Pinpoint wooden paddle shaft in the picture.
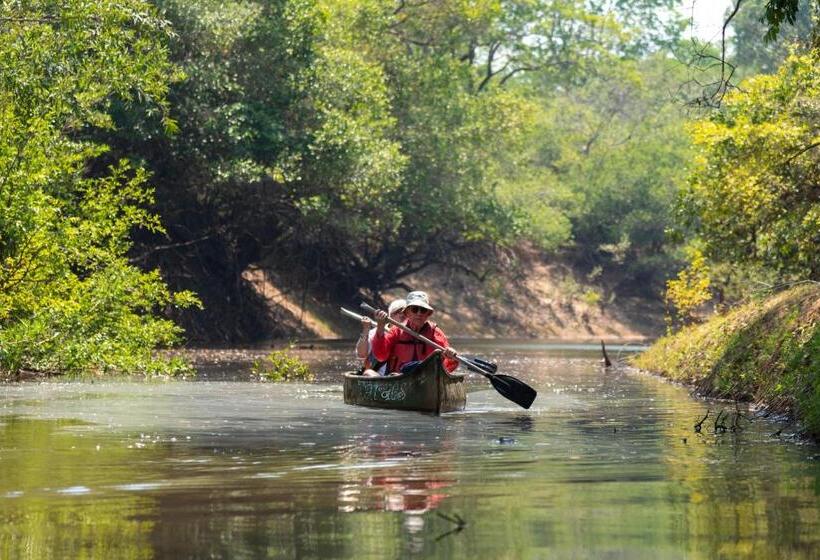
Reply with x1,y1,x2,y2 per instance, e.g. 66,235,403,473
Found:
342,306,445,350
340,307,376,326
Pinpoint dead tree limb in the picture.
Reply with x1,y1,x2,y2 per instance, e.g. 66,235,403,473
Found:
600,340,612,367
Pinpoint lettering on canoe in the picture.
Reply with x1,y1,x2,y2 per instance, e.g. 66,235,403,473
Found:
361,382,407,402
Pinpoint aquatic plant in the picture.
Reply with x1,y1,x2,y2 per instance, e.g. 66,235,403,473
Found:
253,349,314,382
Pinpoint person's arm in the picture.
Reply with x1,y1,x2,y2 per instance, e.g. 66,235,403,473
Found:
371,314,396,362
433,328,459,373
355,318,371,359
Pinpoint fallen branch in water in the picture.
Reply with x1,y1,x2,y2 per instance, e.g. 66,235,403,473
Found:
600,340,612,367
730,402,750,433
436,511,466,528
694,409,710,433
714,409,728,433
434,511,466,541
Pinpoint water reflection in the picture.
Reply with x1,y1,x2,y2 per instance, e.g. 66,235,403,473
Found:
336,435,456,514
0,343,817,559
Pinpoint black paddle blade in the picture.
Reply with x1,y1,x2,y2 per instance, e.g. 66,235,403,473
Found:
489,374,537,409
463,355,497,374
462,359,493,377
463,358,536,408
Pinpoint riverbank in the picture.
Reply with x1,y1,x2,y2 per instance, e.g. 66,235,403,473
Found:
632,283,820,438
242,250,666,342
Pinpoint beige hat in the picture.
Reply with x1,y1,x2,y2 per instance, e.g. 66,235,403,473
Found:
405,291,433,311
387,299,406,315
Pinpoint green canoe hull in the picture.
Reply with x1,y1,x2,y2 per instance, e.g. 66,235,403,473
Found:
343,351,466,414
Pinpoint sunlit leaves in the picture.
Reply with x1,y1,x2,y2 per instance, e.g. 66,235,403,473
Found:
510,54,692,265
685,49,820,280
665,247,711,323
0,0,198,376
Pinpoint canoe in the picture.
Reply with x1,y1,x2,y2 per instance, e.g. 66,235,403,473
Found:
343,350,466,414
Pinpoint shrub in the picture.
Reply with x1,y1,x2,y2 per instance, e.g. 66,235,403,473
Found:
253,349,314,382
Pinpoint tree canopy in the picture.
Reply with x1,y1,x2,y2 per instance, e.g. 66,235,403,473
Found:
685,49,820,280
90,0,691,338
0,0,197,376
3,0,816,366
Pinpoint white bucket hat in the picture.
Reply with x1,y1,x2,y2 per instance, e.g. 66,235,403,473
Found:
405,291,434,311
387,299,406,315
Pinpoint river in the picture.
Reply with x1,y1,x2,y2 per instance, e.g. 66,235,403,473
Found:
0,341,818,559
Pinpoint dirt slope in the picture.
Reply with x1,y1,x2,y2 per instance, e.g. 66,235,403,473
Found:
243,253,665,342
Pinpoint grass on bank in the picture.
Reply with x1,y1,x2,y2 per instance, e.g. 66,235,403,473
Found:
632,284,820,438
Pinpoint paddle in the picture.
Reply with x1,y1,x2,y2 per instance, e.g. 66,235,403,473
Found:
356,303,537,409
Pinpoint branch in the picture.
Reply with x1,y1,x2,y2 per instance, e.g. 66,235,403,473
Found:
717,0,743,103
476,42,502,92
498,64,540,87
128,233,214,264
387,27,434,48
0,16,58,25
682,0,743,108
781,140,820,166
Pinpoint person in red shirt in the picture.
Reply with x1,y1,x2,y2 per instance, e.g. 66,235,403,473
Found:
371,291,459,374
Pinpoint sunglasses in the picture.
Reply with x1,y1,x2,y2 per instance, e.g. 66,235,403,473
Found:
406,305,431,314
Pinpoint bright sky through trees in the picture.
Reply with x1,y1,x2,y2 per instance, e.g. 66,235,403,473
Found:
681,0,733,42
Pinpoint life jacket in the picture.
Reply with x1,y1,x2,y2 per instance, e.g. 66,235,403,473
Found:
386,322,438,373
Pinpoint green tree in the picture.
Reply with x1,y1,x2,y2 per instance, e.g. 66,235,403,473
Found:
92,0,408,336
757,0,820,42
89,0,696,341
0,0,198,376
731,0,815,75
684,49,820,280
680,0,818,108
505,53,692,292
318,0,686,293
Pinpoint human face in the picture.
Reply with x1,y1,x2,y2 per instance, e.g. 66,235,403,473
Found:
405,305,432,327
389,309,406,322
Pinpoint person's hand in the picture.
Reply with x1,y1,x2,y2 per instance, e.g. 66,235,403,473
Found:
375,309,388,328
442,347,457,360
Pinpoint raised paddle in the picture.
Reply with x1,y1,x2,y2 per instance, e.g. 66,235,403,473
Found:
344,307,503,376
357,303,537,409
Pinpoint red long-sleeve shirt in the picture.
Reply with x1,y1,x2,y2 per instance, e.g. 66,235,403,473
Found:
371,321,459,373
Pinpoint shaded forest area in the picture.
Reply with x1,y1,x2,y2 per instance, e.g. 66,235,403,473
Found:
101,0,697,342
1,0,817,375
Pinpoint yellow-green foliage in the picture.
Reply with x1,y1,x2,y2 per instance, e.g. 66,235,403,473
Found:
253,349,314,382
581,289,602,307
634,284,820,437
0,0,198,378
685,49,820,278
665,247,711,322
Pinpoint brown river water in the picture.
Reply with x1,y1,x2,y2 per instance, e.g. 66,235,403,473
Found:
0,340,818,559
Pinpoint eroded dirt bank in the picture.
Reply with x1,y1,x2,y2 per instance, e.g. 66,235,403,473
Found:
240,252,665,342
